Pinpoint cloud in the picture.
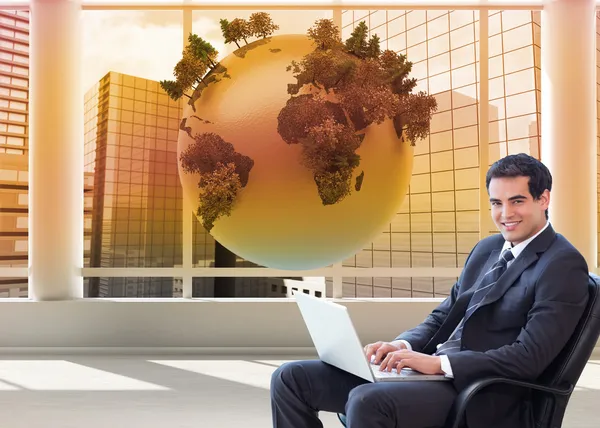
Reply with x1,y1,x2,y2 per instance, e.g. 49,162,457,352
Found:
81,10,333,92
82,11,183,91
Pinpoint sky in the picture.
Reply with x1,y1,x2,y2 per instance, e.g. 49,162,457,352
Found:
81,10,333,92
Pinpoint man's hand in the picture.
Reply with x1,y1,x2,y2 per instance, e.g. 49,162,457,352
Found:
379,350,444,375
363,340,407,365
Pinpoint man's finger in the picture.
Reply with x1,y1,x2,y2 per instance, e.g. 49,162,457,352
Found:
382,353,400,372
374,347,387,364
365,344,377,361
387,357,398,372
378,354,388,370
380,352,396,371
396,358,411,373
390,355,405,372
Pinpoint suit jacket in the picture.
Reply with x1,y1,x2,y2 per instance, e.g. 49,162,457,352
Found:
395,225,589,428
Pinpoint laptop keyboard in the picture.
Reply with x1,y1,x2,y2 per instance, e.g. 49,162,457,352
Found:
371,364,405,377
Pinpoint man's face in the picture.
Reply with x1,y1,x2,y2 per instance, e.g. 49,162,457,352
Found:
488,176,549,245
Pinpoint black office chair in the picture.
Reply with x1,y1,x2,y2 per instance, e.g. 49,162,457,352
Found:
338,273,600,428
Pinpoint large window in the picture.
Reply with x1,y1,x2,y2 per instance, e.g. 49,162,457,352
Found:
82,10,183,297
3,2,598,300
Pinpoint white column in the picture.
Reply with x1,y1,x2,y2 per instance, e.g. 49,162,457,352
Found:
182,6,193,298
542,0,597,270
29,0,83,300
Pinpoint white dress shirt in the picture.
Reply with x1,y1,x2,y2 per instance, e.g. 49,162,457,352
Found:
400,222,549,378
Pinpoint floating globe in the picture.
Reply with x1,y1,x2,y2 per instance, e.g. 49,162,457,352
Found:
177,34,414,270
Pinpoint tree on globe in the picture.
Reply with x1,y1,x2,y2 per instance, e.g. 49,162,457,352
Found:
278,18,437,206
225,18,253,46
160,33,220,100
249,12,280,39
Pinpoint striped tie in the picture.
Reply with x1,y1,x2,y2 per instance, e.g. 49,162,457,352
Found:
435,248,515,356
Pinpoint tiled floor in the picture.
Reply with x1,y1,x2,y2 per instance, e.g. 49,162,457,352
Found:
0,355,597,427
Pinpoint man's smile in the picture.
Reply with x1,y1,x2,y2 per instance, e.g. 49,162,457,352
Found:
502,221,521,231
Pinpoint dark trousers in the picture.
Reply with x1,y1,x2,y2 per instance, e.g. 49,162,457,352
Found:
271,360,457,428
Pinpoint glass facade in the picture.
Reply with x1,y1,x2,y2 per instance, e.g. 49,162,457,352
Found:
84,72,186,297
339,10,543,298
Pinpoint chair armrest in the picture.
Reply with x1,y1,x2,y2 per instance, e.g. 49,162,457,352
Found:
444,377,574,428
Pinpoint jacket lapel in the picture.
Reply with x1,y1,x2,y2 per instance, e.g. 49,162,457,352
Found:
422,248,501,354
468,225,556,319
473,250,538,314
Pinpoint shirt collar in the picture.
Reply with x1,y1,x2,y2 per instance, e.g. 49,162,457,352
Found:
501,221,550,260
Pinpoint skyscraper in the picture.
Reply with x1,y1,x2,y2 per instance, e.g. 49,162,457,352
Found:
84,71,187,297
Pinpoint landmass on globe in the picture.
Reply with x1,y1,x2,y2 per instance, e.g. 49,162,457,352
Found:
160,12,437,234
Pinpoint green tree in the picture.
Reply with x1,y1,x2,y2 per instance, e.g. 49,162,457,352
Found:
188,34,218,68
249,12,279,38
228,18,252,46
344,21,369,58
174,49,209,92
307,18,342,50
366,34,381,59
220,18,239,49
159,79,188,101
379,49,417,95
196,162,242,232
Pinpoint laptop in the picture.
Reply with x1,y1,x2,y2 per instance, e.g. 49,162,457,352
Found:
294,291,450,382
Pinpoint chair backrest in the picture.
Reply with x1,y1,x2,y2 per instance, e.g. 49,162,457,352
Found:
532,273,600,427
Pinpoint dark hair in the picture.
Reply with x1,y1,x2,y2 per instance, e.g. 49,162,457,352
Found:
485,153,552,219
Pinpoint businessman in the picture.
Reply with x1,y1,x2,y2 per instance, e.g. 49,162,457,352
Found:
270,153,590,428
